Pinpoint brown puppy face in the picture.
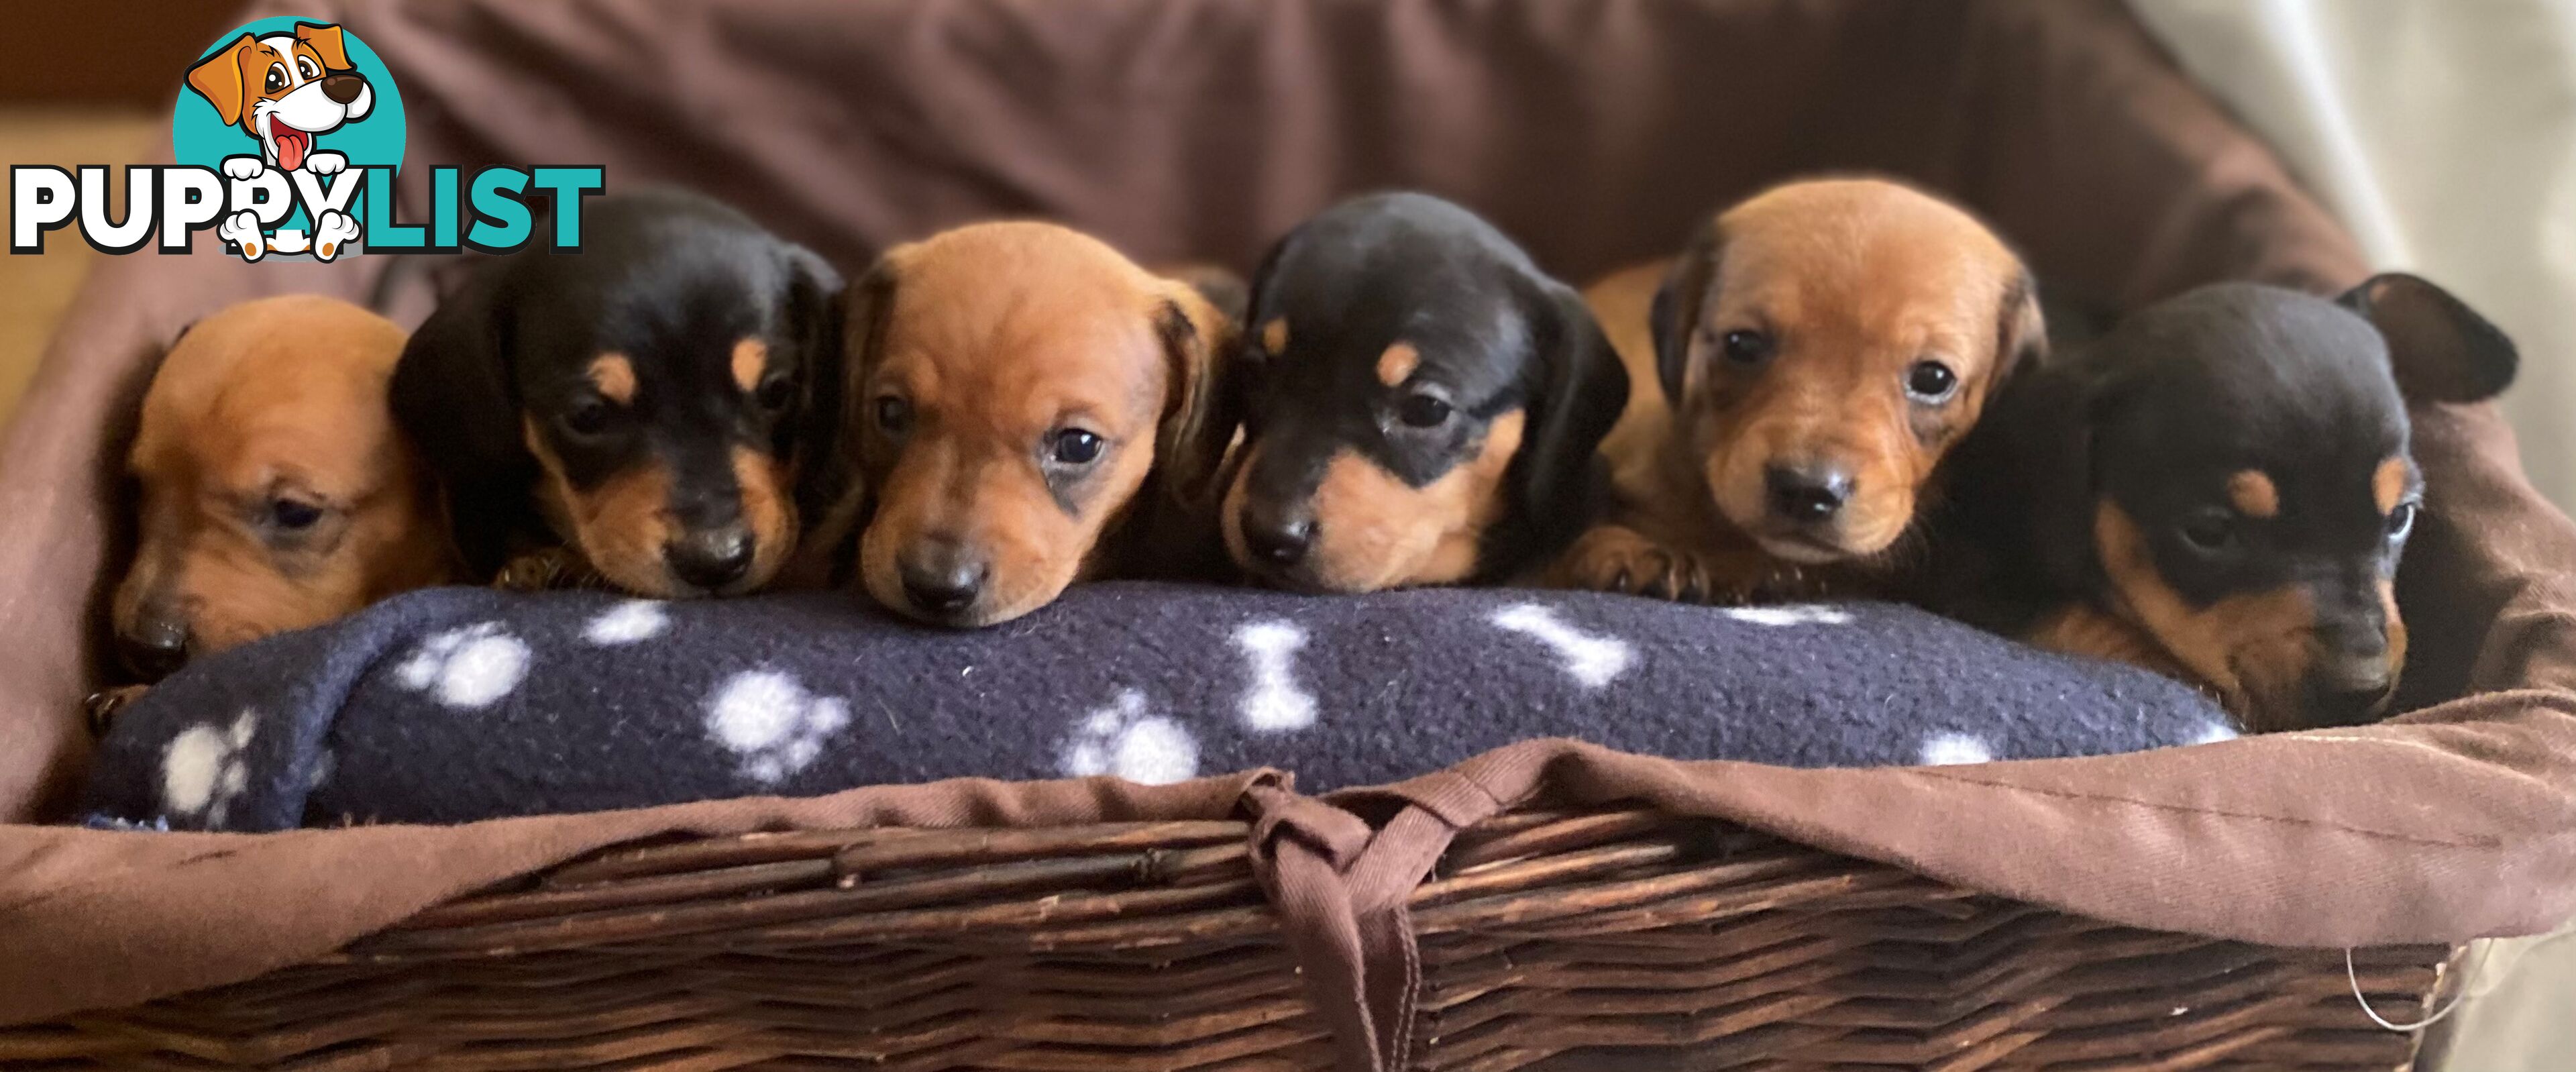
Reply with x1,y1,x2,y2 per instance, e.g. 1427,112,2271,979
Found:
114,296,451,678
1654,179,2041,564
845,223,1230,627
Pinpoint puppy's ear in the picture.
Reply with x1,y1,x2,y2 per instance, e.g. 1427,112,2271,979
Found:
2337,273,2519,404
1520,284,1631,548
804,252,902,564
779,245,845,510
1151,282,1240,508
1650,216,1723,405
187,36,256,127
294,22,352,71
1163,264,1250,323
389,266,525,580
1992,268,2048,383
1996,353,2126,595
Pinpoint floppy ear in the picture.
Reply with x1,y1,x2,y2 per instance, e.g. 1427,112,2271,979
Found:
2336,273,2519,404
294,22,352,71
1650,216,1723,406
1519,284,1631,551
1992,268,2048,384
1163,264,1250,323
186,36,256,127
1151,282,1240,508
1998,353,2121,595
778,245,846,513
388,266,527,580
800,252,900,568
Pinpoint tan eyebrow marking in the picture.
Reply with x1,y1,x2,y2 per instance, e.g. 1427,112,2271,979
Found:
2228,470,2279,519
2373,456,2409,515
588,354,637,405
732,339,768,394
1377,342,1420,388
1259,317,1288,356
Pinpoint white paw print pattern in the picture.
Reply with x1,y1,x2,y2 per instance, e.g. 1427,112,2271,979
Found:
1724,604,1854,627
584,600,670,645
1234,620,1318,732
162,709,258,826
706,669,851,786
1918,732,1996,766
1489,604,1635,687
1061,689,1199,785
395,622,531,708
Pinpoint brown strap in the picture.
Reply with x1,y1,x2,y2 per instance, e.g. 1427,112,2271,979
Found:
1245,780,1383,1072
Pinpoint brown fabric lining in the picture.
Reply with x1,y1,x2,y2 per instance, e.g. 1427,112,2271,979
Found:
0,0,2569,1044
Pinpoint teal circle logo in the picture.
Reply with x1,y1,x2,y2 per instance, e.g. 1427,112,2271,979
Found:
172,17,404,259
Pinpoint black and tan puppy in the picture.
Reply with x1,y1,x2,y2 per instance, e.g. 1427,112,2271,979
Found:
1933,275,2517,731
114,297,454,680
1559,178,2042,602
828,222,1236,627
392,189,843,597
1221,192,1628,592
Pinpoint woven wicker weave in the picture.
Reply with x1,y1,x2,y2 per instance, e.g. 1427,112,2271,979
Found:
0,809,2445,1070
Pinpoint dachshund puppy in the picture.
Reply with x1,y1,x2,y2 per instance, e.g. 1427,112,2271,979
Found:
1931,275,2517,731
114,296,451,680
1222,192,1628,592
392,189,843,598
833,222,1235,627
1559,178,2043,601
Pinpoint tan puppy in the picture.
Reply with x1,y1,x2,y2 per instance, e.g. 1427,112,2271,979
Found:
830,223,1235,627
113,296,453,679
1556,178,2043,601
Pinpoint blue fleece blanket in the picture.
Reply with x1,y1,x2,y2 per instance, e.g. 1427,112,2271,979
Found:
79,584,2235,831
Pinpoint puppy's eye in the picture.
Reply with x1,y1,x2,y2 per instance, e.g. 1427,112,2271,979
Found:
297,57,320,80
562,398,612,437
1906,360,1960,402
873,396,912,436
264,64,286,93
1050,429,1105,466
1720,330,1772,366
2178,509,2239,553
2386,501,2418,542
267,498,323,531
1398,393,1453,428
755,376,796,413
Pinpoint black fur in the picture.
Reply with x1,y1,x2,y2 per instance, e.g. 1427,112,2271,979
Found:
1229,192,1628,587
390,188,843,594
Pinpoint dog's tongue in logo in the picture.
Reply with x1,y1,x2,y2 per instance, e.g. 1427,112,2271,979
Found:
270,119,310,171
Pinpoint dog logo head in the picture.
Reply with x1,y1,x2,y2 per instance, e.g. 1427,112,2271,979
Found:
174,17,405,262
186,22,374,172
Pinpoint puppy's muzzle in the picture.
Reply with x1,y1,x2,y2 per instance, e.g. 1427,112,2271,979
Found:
1238,497,1317,570
896,539,990,625
117,609,193,682
319,73,366,105
1764,462,1853,525
665,525,757,592
2303,627,2396,727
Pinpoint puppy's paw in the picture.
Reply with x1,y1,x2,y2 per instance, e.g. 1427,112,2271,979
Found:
307,151,345,176
495,547,611,592
312,210,361,261
220,155,266,181
84,685,150,736
1553,525,1715,602
216,210,266,262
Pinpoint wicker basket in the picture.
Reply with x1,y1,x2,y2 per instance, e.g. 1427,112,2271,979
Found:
0,808,2451,1070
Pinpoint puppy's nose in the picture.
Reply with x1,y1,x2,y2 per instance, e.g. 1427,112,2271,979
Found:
319,74,365,104
117,616,191,682
1240,500,1315,568
2307,640,2396,725
1765,464,1853,524
665,527,756,591
900,557,988,618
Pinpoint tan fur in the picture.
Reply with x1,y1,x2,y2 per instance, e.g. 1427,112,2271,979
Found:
847,222,1232,626
113,296,452,659
1375,343,1419,387
1260,317,1289,356
2092,500,2319,731
2373,456,2410,515
588,354,637,405
2229,470,2280,519
186,25,350,130
523,417,674,595
732,339,769,394
1558,178,2039,602
1221,412,1524,591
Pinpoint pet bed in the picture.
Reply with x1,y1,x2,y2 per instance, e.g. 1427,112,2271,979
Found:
3,1,2573,1069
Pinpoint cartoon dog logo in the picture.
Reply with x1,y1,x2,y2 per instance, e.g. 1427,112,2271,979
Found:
185,22,372,260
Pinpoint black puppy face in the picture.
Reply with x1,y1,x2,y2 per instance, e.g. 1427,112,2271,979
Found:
2027,277,2514,731
394,191,841,598
1221,193,1625,592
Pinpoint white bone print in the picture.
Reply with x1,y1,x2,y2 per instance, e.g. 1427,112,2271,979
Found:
1234,620,1318,732
1489,604,1635,687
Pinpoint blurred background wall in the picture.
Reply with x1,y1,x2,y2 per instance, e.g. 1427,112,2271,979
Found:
2136,3,2576,1066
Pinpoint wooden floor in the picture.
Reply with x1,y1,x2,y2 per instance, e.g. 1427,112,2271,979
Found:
0,108,158,421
